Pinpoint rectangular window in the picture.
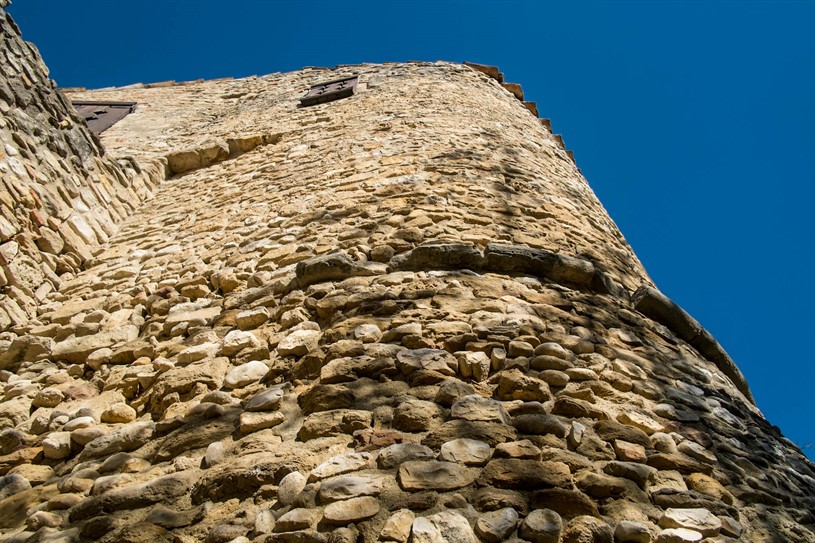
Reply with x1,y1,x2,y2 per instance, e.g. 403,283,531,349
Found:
300,76,358,107
72,101,136,134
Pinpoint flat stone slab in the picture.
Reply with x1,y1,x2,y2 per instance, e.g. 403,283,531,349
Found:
398,460,478,491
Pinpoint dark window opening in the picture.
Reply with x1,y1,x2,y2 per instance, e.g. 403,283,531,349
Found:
299,76,358,107
72,101,136,135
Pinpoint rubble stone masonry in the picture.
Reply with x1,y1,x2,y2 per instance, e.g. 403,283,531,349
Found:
0,6,813,543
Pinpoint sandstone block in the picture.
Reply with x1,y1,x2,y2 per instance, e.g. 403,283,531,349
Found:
377,443,436,469
658,508,721,537
380,509,414,542
440,438,491,466
318,475,385,501
480,459,571,490
451,394,510,424
398,460,478,491
410,511,478,543
323,495,379,524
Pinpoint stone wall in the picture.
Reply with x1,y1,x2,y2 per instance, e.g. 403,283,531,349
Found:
0,6,161,330
0,13,813,543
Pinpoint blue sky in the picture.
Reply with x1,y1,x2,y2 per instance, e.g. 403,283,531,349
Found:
9,1,814,458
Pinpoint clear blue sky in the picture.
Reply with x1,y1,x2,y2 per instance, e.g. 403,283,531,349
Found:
9,1,814,458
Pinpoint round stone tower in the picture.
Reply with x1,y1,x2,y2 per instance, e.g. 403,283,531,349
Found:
0,8,812,542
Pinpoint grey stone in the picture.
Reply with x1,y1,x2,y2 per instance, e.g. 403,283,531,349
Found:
377,443,437,469
309,451,373,481
520,508,562,543
615,520,652,543
296,252,369,288
0,473,31,501
278,471,307,506
318,475,385,501
244,385,287,412
475,507,519,543
391,243,484,272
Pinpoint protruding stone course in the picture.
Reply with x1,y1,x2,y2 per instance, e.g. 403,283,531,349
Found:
0,18,810,543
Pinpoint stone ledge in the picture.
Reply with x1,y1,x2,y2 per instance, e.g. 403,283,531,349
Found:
632,285,754,404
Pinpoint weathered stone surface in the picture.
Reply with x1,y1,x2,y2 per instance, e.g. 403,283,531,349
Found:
278,329,321,357
393,398,445,431
0,473,31,500
440,438,491,465
79,421,155,460
422,420,517,447
278,471,307,506
480,459,571,490
561,515,614,543
244,384,287,412
497,369,552,402
396,349,456,376
309,451,372,481
529,489,600,519
319,475,385,501
391,243,484,272
225,360,270,388
101,403,137,423
239,411,284,433
151,358,229,404
653,528,703,543
476,507,519,543
377,443,436,469
298,409,371,440
615,520,652,543
275,508,321,532
42,431,72,459
398,460,478,490
144,505,200,529
410,510,478,543
296,252,369,288
434,380,475,406
50,326,139,364
520,508,562,543
380,509,414,542
603,460,657,488
658,508,721,537
513,414,568,437
154,419,235,462
458,351,491,381
451,394,510,424
299,384,355,415
0,37,808,543
323,495,380,523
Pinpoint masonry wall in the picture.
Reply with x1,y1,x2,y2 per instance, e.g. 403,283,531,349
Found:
0,6,160,330
0,10,813,543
